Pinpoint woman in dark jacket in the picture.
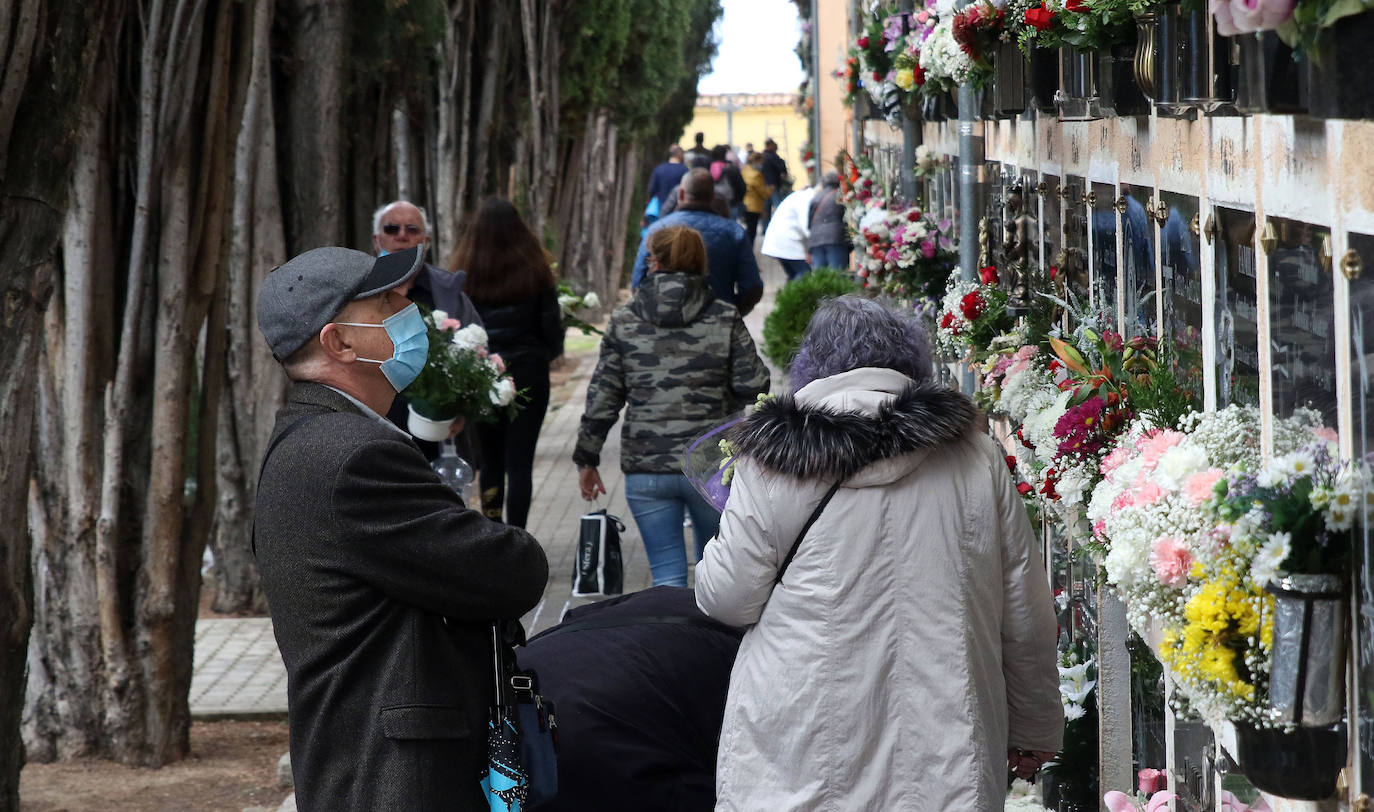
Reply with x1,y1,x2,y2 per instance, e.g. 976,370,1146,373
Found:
452,197,564,528
574,226,770,586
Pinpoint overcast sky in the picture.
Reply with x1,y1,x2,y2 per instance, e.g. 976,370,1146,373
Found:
697,0,807,95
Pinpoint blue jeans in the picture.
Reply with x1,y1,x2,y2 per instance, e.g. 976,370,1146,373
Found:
779,258,812,281
810,243,850,271
623,473,721,587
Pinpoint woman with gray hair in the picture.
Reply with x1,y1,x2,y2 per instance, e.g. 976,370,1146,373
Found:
695,295,1063,810
805,170,851,271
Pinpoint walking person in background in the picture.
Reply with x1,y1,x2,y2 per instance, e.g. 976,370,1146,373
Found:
371,199,482,461
576,226,770,587
632,169,764,316
685,131,711,169
710,145,746,223
740,152,769,244
806,171,852,271
761,184,817,282
759,138,789,226
695,296,1062,810
451,198,564,528
647,145,690,209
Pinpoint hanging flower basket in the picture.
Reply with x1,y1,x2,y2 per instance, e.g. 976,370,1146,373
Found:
1265,573,1346,727
1029,46,1060,112
1304,10,1374,119
1235,721,1346,800
1235,31,1307,114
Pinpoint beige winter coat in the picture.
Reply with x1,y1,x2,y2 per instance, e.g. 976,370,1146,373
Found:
696,367,1063,811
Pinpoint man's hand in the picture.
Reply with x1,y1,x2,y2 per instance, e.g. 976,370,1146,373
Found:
578,467,606,502
1007,749,1056,781
447,416,466,440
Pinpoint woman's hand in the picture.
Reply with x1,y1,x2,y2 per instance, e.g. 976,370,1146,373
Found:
578,467,606,502
447,416,466,439
1007,748,1055,781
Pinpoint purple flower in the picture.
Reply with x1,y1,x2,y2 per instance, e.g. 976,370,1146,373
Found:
883,15,907,50
921,240,936,259
1054,397,1109,456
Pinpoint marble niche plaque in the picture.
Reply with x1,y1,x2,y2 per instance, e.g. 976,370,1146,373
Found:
981,161,1005,269
1267,217,1337,428
1160,192,1204,400
1120,183,1157,337
1062,175,1090,307
1350,231,1374,792
1091,182,1120,330
1213,208,1260,407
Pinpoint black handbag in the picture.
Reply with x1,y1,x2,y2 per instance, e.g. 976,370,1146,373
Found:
570,509,625,597
481,621,558,811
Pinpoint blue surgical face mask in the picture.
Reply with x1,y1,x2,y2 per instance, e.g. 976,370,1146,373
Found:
336,302,429,392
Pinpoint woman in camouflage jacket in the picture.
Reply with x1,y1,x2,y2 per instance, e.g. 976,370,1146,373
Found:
575,226,771,586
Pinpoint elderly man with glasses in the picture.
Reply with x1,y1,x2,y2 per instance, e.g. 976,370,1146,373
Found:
372,200,484,459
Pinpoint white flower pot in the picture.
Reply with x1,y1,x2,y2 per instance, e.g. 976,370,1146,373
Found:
407,405,455,442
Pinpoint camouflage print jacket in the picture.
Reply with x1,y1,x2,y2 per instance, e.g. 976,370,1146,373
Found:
574,271,770,474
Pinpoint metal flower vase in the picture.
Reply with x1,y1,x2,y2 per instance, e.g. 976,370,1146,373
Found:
1153,1,1194,117
1099,37,1151,117
1235,721,1346,800
1304,10,1374,119
1266,573,1346,726
1056,45,1102,121
1029,47,1060,112
993,41,1027,117
1181,6,1236,113
1235,31,1307,114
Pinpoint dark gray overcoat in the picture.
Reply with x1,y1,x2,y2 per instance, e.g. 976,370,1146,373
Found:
255,382,549,811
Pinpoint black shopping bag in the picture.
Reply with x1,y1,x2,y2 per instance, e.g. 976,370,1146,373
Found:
570,509,624,597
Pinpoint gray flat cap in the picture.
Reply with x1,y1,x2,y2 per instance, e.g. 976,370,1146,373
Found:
257,245,425,360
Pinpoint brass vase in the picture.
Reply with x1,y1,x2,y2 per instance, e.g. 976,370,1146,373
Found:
1133,10,1158,100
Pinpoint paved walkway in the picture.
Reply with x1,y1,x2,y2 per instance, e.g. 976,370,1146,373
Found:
189,257,788,718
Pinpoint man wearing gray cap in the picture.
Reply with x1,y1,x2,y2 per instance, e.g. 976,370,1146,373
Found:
253,244,549,811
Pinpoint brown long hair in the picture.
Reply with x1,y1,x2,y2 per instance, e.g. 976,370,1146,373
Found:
647,226,708,276
448,197,554,305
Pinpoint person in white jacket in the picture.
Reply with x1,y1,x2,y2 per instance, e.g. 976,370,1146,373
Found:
695,295,1063,811
760,185,817,281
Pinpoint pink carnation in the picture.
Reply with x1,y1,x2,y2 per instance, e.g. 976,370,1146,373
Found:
1139,430,1186,469
440,317,462,331
1093,519,1106,538
1182,468,1224,506
1312,426,1339,443
1134,480,1164,506
489,353,506,373
1149,537,1193,588
1101,447,1132,476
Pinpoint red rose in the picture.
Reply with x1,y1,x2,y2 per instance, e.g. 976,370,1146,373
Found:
873,71,883,82
1005,455,1018,472
979,265,999,285
960,290,985,321
913,64,926,85
857,36,869,49
1024,4,1054,30
1016,482,1034,496
1065,0,1087,11
1049,264,1059,279
940,312,956,329
907,211,921,222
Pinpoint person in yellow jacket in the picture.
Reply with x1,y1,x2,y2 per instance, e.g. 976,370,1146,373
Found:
741,152,769,243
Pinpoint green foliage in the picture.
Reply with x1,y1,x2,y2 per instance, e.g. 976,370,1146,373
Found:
763,269,864,367
561,0,722,139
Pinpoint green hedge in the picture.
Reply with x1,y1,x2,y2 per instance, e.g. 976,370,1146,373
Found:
762,268,863,368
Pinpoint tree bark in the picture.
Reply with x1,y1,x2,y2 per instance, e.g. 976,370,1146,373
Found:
209,0,284,615
278,0,345,251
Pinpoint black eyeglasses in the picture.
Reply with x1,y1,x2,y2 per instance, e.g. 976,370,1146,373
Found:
382,223,424,235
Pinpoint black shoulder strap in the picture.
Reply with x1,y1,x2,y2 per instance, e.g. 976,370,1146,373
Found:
775,480,843,586
526,613,744,645
251,415,314,556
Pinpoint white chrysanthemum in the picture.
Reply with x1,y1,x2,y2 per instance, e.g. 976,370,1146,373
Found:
1250,531,1291,586
1154,444,1209,491
430,308,450,324
1062,703,1086,722
582,291,600,309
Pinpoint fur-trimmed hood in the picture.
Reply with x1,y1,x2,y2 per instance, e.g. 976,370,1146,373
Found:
730,367,976,481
